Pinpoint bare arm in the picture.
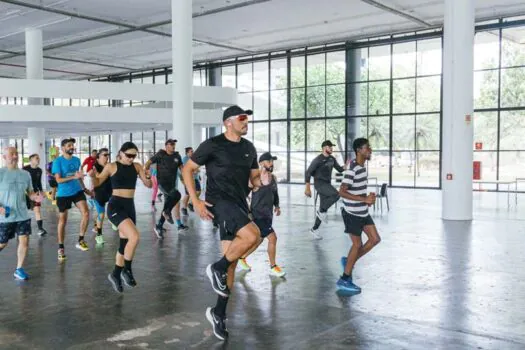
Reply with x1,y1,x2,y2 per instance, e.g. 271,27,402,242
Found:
91,163,113,187
334,158,345,173
339,183,373,204
55,172,82,184
182,160,201,203
135,163,153,188
250,168,262,188
144,159,152,171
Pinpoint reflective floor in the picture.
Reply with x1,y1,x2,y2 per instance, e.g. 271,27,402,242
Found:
0,185,524,349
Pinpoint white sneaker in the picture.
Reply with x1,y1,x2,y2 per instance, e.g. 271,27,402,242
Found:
316,210,327,223
310,228,322,240
269,265,286,277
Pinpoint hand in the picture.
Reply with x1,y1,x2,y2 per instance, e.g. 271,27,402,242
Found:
88,169,96,178
305,186,312,198
84,189,94,197
364,194,376,206
274,207,281,216
30,192,43,203
0,207,5,216
75,171,83,179
145,169,151,177
194,199,214,220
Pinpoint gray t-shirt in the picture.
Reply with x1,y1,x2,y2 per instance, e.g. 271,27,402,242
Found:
0,168,32,223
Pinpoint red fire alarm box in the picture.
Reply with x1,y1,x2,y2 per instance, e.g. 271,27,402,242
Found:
475,142,483,150
473,161,482,180
446,174,453,180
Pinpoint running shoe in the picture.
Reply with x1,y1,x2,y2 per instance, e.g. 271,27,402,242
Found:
37,228,47,236
13,268,29,280
111,223,118,231
163,211,174,225
177,224,189,232
95,235,105,245
181,208,189,216
76,240,89,251
92,227,98,234
336,278,361,293
58,248,67,261
206,307,228,341
238,258,251,271
310,228,322,240
154,225,164,239
121,268,137,287
108,273,123,293
206,264,229,297
270,265,286,277
316,210,328,223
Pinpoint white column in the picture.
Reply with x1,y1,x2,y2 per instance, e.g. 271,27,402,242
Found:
442,0,475,220
193,124,202,146
111,132,123,161
171,0,193,149
26,28,46,190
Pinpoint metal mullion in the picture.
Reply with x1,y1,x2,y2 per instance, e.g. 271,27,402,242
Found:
286,51,292,182
438,35,444,190
388,41,394,187
414,39,418,187
303,53,308,174
496,23,503,191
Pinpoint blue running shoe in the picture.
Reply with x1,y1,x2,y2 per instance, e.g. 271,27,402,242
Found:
336,278,361,293
14,268,29,280
341,256,347,270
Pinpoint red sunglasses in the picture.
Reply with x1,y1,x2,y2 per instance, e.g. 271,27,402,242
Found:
229,114,249,122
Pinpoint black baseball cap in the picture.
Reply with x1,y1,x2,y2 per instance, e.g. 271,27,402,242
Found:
222,105,253,121
61,138,76,147
321,140,335,148
165,139,177,145
259,152,277,162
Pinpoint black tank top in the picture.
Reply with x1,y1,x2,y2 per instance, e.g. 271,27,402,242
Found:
110,162,138,190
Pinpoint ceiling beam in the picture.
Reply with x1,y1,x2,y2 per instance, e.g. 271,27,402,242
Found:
360,0,432,27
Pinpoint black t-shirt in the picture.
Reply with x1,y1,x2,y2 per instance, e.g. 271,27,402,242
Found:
94,162,112,200
191,134,258,210
149,150,182,185
23,165,43,192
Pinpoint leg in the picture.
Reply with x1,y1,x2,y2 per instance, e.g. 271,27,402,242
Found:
119,219,140,262
58,211,68,245
183,194,190,209
17,235,29,269
267,232,277,267
241,235,263,260
34,206,42,221
344,234,363,276
223,223,260,262
358,225,381,260
75,200,90,238
151,176,158,203
318,183,340,213
174,201,181,221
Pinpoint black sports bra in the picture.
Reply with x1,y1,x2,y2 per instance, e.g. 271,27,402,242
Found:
111,162,138,190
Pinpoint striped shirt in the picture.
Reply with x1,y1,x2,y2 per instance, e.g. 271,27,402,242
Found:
341,160,368,217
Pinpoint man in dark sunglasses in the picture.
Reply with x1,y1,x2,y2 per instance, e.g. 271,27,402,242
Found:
183,105,263,341
145,139,187,237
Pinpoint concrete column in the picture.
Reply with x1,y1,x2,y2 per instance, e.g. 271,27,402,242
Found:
171,0,193,149
26,28,46,189
442,0,475,220
111,132,123,161
346,47,362,162
208,67,222,87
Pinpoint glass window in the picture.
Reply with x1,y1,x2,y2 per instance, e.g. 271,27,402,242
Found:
253,61,269,91
222,66,236,88
326,51,345,84
270,122,287,152
368,81,390,115
416,76,441,112
393,115,415,150
306,86,325,118
473,112,498,150
501,67,525,107
155,131,166,153
270,90,287,119
326,84,345,117
474,31,500,70
307,53,325,86
143,131,155,159
290,88,305,118
306,119,326,151
290,121,305,151
415,151,439,187
393,42,416,78
473,151,497,187
500,111,525,150
326,118,346,153
368,117,390,150
253,122,269,153
392,151,415,186
237,63,253,92
415,114,440,151
238,92,253,111
474,70,499,109
417,38,442,76
270,58,287,89
499,151,525,182
253,91,269,120
393,79,416,114
290,152,306,182
368,45,391,80
367,150,389,185
502,27,525,67
272,151,288,182
291,56,305,88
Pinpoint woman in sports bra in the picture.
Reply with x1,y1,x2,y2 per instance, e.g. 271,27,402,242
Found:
90,142,152,294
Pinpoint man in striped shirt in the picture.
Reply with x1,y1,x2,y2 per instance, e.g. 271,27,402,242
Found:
337,138,381,293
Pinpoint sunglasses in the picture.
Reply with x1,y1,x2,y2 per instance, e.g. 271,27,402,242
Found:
229,114,249,122
101,153,109,157
123,153,137,159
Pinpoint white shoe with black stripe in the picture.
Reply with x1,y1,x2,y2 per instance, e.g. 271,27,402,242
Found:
206,264,229,297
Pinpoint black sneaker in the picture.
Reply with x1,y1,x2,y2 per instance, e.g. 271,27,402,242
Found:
37,228,47,236
188,203,194,212
206,264,229,297
163,211,174,225
121,268,137,287
206,307,228,341
178,224,189,232
154,225,164,239
108,273,123,293
181,208,189,216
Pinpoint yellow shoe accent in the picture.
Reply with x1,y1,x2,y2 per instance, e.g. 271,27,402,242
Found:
76,241,89,251
270,265,286,277
238,258,251,271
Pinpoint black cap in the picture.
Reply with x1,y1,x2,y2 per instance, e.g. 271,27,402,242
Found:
321,140,335,148
165,139,177,145
259,152,277,162
61,138,76,147
222,105,253,121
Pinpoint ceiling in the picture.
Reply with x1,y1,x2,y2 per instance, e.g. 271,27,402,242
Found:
0,0,525,81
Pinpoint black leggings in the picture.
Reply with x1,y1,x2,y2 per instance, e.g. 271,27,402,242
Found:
159,183,181,214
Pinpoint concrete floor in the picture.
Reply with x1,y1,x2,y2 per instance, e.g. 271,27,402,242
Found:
0,185,524,349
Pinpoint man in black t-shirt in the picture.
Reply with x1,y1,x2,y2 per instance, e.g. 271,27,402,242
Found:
145,139,187,237
182,105,263,341
23,154,46,236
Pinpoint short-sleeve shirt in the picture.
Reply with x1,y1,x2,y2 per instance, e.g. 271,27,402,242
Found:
341,160,368,217
182,155,199,180
82,156,96,172
191,134,258,211
148,150,182,186
23,165,43,192
0,168,32,223
52,156,82,197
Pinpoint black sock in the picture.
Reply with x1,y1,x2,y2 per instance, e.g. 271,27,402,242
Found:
152,200,155,206
59,243,64,249
124,259,132,271
214,295,229,318
158,216,166,227
214,256,232,273
97,227,102,236
37,220,43,230
342,273,351,281
313,217,322,230
113,265,123,278
78,235,84,243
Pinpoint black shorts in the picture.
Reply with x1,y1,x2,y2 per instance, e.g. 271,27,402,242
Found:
184,179,201,195
56,191,86,213
254,218,274,238
0,219,31,244
107,196,136,228
342,210,375,236
209,200,252,241
48,178,58,188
